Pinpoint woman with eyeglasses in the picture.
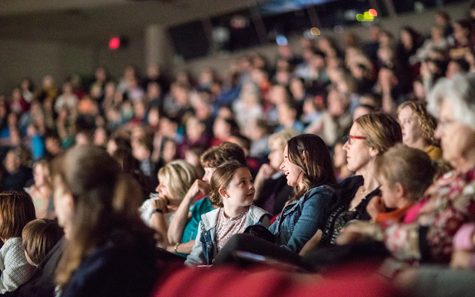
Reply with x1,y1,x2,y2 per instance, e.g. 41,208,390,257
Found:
301,113,402,253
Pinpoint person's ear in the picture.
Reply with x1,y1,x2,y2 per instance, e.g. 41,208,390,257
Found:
394,182,405,199
218,187,228,199
369,146,379,158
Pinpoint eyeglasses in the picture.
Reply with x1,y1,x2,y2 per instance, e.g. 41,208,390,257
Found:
346,134,367,145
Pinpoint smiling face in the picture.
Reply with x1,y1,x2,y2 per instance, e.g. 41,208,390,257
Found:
221,167,255,209
280,145,304,188
398,106,424,147
343,124,375,173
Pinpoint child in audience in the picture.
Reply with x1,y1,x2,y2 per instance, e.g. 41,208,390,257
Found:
21,219,63,267
139,160,197,247
167,142,247,255
0,191,36,293
186,161,269,265
213,134,337,267
368,144,436,227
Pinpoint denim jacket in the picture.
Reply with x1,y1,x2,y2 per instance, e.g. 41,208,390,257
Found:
269,185,335,253
185,206,269,265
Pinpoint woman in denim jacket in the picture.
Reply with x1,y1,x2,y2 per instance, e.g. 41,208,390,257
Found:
186,162,270,265
213,134,337,266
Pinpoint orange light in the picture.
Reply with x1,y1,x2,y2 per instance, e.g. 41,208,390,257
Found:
368,9,378,17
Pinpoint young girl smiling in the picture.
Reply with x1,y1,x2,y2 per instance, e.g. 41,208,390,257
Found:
186,161,269,265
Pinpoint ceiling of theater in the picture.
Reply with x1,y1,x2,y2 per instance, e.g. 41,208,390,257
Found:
0,0,262,43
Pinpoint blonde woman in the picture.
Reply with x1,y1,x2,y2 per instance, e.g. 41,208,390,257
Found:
253,128,297,215
139,160,197,247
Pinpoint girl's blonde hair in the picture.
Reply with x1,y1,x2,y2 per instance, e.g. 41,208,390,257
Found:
158,160,197,200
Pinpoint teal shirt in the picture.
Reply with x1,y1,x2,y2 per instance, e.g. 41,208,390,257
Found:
180,197,214,244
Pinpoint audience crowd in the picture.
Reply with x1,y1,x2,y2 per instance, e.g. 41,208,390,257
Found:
1,3,475,297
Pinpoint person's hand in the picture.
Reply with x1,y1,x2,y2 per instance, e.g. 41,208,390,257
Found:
255,164,275,183
189,179,210,197
366,195,386,221
336,221,383,245
152,196,168,212
336,228,365,245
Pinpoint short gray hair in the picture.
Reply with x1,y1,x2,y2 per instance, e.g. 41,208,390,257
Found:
427,74,475,129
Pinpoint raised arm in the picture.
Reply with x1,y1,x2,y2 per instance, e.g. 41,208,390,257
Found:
167,179,209,244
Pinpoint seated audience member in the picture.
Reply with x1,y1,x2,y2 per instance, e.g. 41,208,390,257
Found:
397,101,442,160
336,144,436,245
306,113,402,250
139,160,197,247
21,219,63,267
396,77,475,297
253,129,297,215
167,142,247,255
368,144,436,227
186,162,270,265
111,147,151,198
25,160,55,219
1,148,33,191
51,146,157,297
0,191,36,293
214,134,336,265
3,238,64,297
344,74,475,265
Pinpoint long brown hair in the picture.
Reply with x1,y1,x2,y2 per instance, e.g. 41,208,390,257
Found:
53,145,150,287
287,134,337,200
0,191,35,239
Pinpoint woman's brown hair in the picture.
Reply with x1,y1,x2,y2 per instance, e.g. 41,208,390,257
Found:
287,134,337,200
0,191,35,239
53,145,151,287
